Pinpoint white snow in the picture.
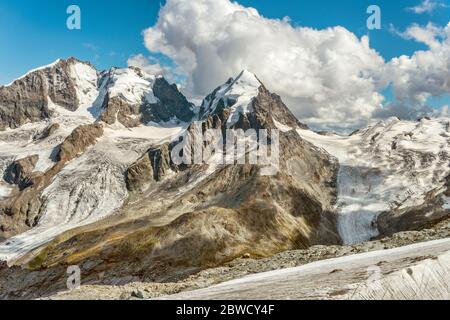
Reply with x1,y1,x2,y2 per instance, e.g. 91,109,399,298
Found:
298,117,450,245
273,118,293,132
69,62,100,115
201,70,261,127
105,68,157,105
160,238,450,300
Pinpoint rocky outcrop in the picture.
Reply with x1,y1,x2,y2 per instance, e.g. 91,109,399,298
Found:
0,58,83,130
99,94,142,128
3,155,39,190
126,153,154,192
57,124,104,163
126,143,177,192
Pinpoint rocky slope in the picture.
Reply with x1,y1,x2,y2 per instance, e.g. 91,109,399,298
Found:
41,217,450,300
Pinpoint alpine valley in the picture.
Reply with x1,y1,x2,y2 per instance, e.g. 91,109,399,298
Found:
0,58,449,299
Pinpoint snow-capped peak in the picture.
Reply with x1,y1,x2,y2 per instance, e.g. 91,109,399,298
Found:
199,69,262,126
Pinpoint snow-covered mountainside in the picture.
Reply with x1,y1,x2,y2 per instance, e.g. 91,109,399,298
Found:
0,58,189,262
298,117,450,244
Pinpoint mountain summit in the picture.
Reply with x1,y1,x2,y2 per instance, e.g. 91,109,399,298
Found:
0,58,195,131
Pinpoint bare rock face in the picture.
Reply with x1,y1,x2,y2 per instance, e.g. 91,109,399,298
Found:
126,153,154,192
58,124,104,163
250,85,308,129
0,58,82,130
99,93,142,128
3,155,39,190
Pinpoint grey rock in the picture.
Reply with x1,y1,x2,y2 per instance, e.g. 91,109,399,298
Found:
143,77,195,123
3,155,39,190
0,58,84,130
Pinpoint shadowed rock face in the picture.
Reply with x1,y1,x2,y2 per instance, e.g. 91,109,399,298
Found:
143,77,195,123
3,155,39,190
0,59,81,130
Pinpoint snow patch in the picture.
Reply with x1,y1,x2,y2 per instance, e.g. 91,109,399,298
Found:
273,118,293,132
106,68,157,105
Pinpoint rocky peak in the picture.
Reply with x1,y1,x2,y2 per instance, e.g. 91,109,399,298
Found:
198,69,261,124
98,66,195,127
0,58,95,130
199,70,307,131
144,77,195,123
0,58,196,131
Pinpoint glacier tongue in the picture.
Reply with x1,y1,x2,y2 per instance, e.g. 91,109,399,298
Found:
298,117,450,245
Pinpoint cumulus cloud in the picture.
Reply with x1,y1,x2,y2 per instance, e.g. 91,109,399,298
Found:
387,23,450,106
407,0,448,14
139,0,450,131
372,103,433,120
127,54,167,76
142,0,386,131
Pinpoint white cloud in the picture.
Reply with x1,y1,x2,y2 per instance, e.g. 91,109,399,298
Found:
139,0,450,131
142,0,386,131
127,54,167,76
407,0,448,14
395,22,444,49
388,23,450,106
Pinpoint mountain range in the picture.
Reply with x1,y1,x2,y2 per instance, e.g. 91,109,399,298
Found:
0,57,449,299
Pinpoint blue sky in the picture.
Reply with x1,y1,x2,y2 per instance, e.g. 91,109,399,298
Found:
0,0,448,84
0,0,449,115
